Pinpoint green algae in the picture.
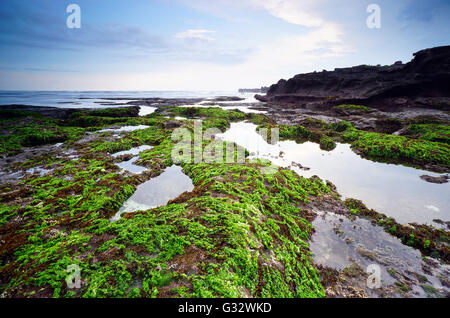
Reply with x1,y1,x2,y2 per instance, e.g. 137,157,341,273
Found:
0,123,84,155
260,118,449,170
262,122,337,151
162,106,272,126
406,124,450,144
71,107,139,118
333,120,449,168
0,110,43,120
0,205,19,227
344,198,449,263
66,115,161,129
0,107,326,298
1,162,328,297
394,281,411,293
85,162,328,298
342,128,450,167
65,107,143,128
91,126,167,154
318,135,336,151
0,156,139,296
421,284,439,296
333,104,373,112
165,106,247,121
2,105,447,299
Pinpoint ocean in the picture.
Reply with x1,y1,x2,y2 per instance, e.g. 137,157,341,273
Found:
0,91,259,108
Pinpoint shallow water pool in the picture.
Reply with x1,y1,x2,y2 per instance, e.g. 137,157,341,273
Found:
310,211,449,297
112,145,153,174
111,165,194,221
217,122,450,226
99,125,150,133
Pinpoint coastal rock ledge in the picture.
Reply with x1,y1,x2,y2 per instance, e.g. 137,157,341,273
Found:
256,45,450,110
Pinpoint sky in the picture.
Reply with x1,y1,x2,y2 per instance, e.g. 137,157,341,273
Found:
0,0,449,91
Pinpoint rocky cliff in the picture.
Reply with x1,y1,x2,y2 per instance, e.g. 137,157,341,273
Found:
256,46,450,110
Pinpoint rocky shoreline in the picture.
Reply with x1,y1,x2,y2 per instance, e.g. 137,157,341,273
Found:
256,46,450,112
0,102,448,298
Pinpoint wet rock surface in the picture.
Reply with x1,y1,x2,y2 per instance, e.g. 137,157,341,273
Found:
0,105,91,119
420,174,449,184
0,95,448,298
111,165,194,221
217,122,450,225
258,103,450,135
210,96,245,102
311,211,450,298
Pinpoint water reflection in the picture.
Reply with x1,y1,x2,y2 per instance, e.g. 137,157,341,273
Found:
111,165,194,221
112,145,153,158
99,125,150,133
179,103,266,114
139,106,156,116
310,211,449,297
112,145,153,174
115,158,147,174
217,122,450,225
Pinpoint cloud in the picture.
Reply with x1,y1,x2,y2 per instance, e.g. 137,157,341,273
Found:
236,23,345,70
175,29,216,41
173,0,349,70
425,205,439,212
232,0,348,79
220,22,348,86
249,0,324,27
0,2,166,52
0,0,353,90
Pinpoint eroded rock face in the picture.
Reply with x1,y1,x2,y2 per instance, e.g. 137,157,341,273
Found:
257,46,450,110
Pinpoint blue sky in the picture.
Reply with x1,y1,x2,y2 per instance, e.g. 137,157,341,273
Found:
0,0,449,90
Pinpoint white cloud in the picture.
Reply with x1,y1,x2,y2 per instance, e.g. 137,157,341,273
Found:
250,0,325,27
249,22,347,65
219,0,350,84
425,205,440,212
4,1,352,90
175,29,216,41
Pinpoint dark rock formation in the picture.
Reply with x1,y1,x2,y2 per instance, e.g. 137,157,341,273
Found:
420,174,449,184
127,98,204,107
256,46,450,110
0,105,90,119
0,105,140,119
211,96,245,102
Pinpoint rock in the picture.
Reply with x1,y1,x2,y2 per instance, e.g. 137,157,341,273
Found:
0,104,141,119
254,94,268,102
211,96,245,102
290,161,310,171
114,154,134,162
163,120,183,129
0,105,90,119
260,46,450,110
129,98,204,108
420,174,449,184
